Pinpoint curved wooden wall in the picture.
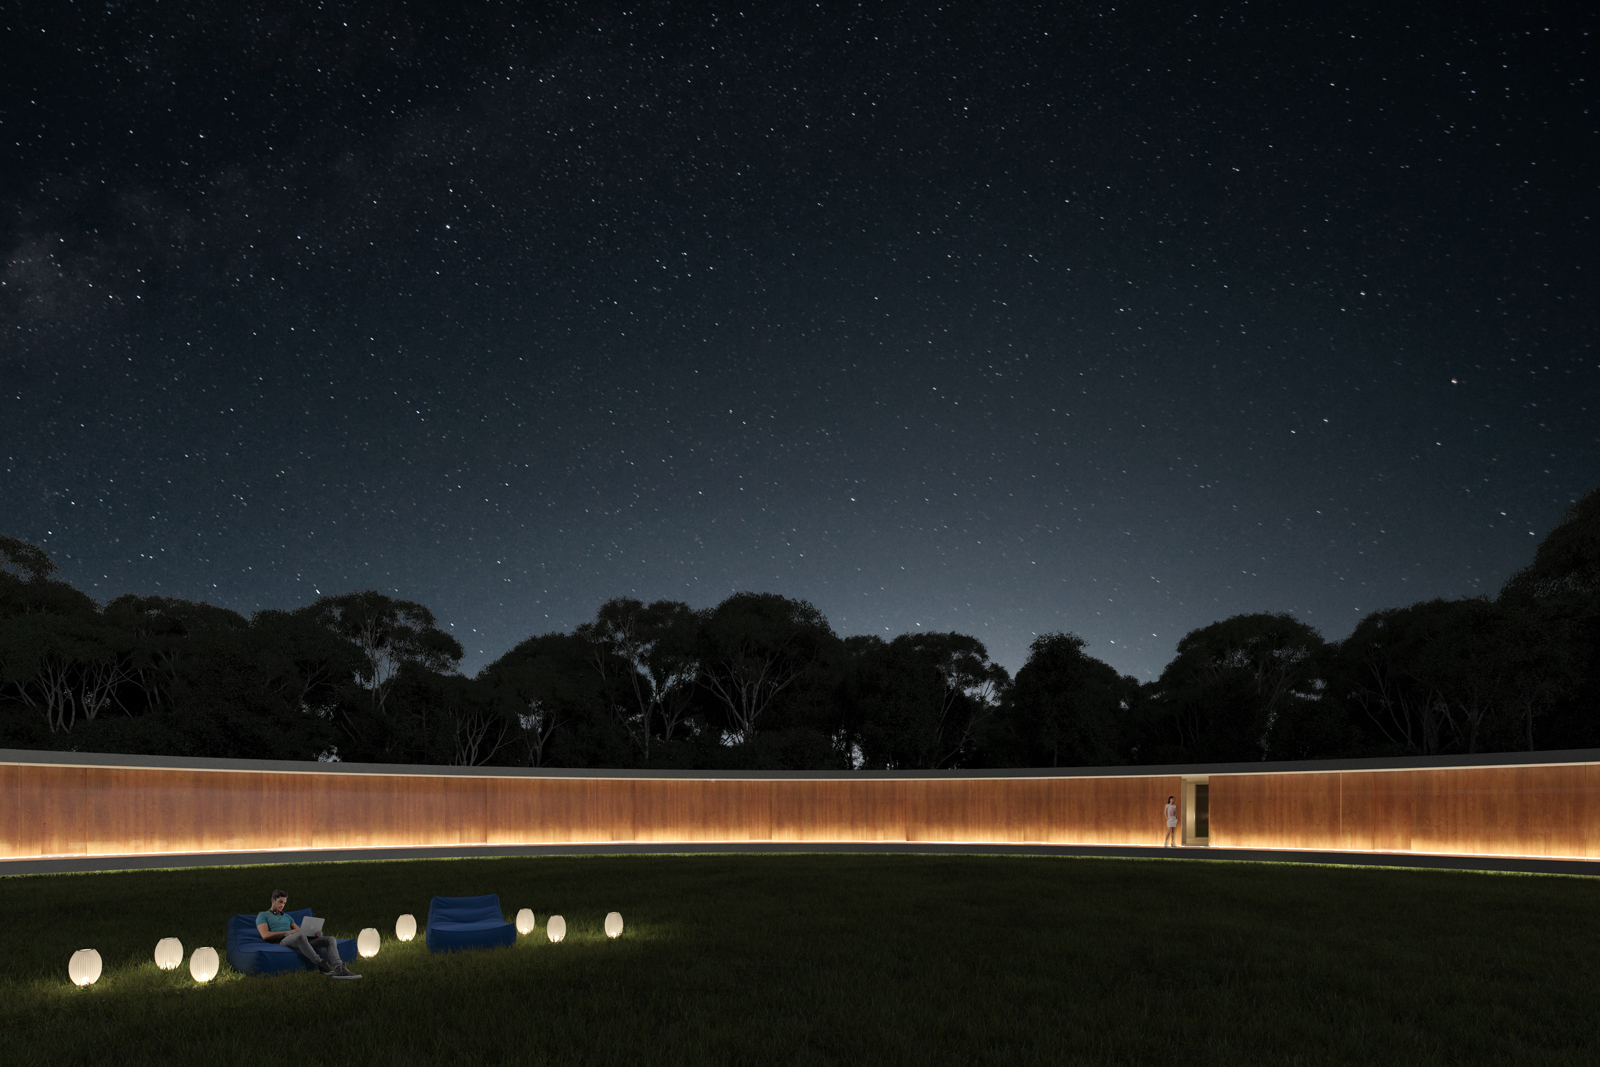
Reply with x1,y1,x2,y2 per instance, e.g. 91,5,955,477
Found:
1211,766,1600,858
0,766,1179,859
3,759,1598,862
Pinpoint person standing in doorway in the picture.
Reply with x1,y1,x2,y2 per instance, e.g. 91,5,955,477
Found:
1163,795,1178,847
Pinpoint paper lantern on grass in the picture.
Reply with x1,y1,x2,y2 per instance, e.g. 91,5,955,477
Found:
515,908,536,935
154,937,184,971
395,914,417,942
357,928,381,958
189,946,219,983
604,912,624,939
68,949,102,987
546,915,566,943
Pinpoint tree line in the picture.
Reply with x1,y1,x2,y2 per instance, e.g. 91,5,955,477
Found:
2,487,1595,769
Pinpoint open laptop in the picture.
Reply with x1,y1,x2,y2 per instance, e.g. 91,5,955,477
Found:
296,915,325,937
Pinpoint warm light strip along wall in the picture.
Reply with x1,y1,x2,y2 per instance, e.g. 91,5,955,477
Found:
4,750,1600,863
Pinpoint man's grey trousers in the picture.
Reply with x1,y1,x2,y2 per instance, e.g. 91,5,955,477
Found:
280,930,344,969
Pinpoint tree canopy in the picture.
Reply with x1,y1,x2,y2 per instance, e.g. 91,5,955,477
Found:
4,484,1598,768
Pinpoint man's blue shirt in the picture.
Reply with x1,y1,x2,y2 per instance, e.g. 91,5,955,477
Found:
257,909,294,934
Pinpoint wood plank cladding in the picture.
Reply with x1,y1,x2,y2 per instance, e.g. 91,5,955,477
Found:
1209,765,1600,858
312,774,487,850
3,760,1598,862
0,764,87,858
85,768,312,857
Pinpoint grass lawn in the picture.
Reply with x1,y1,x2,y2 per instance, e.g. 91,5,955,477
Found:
2,853,1597,1066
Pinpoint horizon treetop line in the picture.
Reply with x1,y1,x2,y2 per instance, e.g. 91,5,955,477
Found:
2,488,1595,772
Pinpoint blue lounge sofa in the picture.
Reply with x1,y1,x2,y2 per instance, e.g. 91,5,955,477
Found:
226,907,359,976
425,894,517,954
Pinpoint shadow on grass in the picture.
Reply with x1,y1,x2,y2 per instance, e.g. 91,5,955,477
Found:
3,853,1598,1066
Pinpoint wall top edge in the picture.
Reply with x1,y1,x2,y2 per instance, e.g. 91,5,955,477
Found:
3,747,1599,781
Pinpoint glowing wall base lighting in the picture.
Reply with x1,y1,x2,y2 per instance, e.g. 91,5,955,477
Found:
154,937,183,971
604,912,624,939
68,949,102,987
189,946,219,983
546,915,566,943
395,914,417,942
357,928,380,958
515,908,536,935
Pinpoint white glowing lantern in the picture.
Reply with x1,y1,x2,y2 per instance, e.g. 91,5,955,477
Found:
515,908,536,935
189,946,219,983
357,928,381,958
68,949,102,987
395,914,417,942
546,915,566,943
604,912,624,939
153,937,184,971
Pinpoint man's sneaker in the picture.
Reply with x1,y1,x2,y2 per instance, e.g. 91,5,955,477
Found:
318,960,336,976
332,964,363,980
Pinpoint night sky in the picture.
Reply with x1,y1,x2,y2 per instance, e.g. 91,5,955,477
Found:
2,2,1594,679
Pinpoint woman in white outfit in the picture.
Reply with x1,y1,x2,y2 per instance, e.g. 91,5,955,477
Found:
1163,795,1178,847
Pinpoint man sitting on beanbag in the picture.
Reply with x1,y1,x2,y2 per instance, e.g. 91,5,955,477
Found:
257,889,362,980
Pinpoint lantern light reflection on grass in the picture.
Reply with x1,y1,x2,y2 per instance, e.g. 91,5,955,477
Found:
154,937,183,970
68,949,102,987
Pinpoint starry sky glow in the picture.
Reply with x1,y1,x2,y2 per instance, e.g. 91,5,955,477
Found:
2,1,1595,678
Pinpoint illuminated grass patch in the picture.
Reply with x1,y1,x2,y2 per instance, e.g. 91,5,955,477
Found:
2,854,1596,1065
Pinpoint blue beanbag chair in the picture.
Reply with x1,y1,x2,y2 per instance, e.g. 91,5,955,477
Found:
226,907,359,976
425,894,516,954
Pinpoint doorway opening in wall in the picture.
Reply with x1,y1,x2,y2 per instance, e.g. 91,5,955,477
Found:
1183,777,1210,846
